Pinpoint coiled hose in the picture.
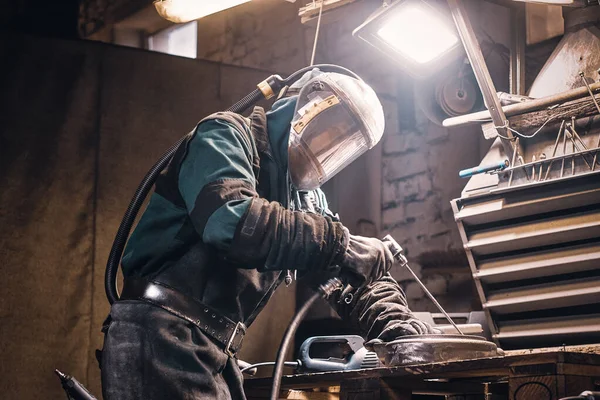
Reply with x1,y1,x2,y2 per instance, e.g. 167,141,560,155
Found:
105,64,360,305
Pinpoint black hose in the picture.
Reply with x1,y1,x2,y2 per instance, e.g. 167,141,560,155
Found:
105,65,360,304
284,64,361,84
105,136,186,304
105,90,262,304
269,278,343,400
269,291,321,400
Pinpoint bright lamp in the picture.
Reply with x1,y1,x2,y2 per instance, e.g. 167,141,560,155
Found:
154,0,251,23
353,0,464,78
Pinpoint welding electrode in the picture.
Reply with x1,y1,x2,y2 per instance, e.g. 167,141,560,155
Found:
383,235,464,335
55,369,98,400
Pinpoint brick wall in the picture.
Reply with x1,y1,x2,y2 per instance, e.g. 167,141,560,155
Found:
88,0,508,313
301,1,509,312
199,0,510,312
195,0,308,73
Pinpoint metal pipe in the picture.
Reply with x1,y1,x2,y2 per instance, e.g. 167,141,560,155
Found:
561,128,568,178
509,137,519,186
444,82,600,128
543,121,565,180
580,72,600,115
509,4,526,96
447,0,514,156
593,136,600,171
567,126,593,169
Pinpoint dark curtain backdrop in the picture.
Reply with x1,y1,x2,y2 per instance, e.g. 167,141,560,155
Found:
0,33,296,399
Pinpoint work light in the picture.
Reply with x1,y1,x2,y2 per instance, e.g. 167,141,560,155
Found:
353,0,464,78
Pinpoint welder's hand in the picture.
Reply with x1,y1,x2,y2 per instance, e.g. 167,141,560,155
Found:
338,234,395,287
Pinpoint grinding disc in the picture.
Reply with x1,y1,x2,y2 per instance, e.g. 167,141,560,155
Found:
365,334,504,367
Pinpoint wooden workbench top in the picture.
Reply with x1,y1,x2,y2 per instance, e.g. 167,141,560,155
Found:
244,346,600,391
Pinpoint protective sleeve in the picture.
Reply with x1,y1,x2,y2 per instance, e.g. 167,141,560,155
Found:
178,118,257,251
178,118,349,272
228,198,348,272
332,274,438,341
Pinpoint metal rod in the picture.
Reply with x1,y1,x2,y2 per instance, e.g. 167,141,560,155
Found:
567,127,593,169
383,235,464,335
508,137,519,186
509,4,526,96
447,0,514,157
402,259,464,335
572,136,576,175
593,136,600,171
561,128,568,178
580,72,600,115
569,123,589,151
543,120,565,180
444,82,600,128
503,146,600,172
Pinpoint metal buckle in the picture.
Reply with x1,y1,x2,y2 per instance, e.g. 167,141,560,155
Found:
224,321,247,357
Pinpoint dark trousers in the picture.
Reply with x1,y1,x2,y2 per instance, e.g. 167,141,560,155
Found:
101,300,246,400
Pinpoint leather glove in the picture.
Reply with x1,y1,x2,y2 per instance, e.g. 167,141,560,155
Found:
338,233,395,287
378,318,442,341
331,274,441,341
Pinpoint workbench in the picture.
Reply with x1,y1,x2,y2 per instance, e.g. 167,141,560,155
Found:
244,346,600,400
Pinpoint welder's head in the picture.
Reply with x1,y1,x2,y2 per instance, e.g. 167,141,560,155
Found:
287,72,385,190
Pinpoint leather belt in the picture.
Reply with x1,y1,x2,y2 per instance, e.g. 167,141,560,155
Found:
120,278,246,357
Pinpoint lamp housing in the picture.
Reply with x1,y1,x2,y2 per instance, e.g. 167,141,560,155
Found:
353,0,464,79
154,0,250,23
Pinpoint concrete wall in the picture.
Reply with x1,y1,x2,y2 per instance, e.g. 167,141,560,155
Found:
0,33,295,399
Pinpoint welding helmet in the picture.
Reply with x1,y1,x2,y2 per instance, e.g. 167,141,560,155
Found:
288,72,385,190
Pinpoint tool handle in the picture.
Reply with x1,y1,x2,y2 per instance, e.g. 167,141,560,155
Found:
459,160,509,178
299,335,365,372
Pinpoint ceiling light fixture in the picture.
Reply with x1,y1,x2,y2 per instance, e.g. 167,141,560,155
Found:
154,0,251,23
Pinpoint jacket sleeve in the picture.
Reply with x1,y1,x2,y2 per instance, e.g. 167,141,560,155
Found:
178,118,348,272
331,273,439,341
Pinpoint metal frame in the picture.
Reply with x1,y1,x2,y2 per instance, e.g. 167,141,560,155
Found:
447,0,515,157
509,3,526,96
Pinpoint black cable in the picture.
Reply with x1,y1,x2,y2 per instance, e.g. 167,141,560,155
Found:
104,136,186,304
269,291,321,400
104,95,261,304
269,278,342,400
240,361,300,375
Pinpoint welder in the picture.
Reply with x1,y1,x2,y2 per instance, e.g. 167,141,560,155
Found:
99,69,437,400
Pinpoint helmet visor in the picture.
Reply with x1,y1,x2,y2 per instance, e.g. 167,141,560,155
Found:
288,73,384,190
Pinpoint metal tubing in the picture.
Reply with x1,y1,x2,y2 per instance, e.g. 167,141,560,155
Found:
543,121,565,180
509,4,526,96
503,146,600,173
447,0,514,156
572,137,575,175
593,136,600,171
580,72,600,115
561,128,567,178
444,82,600,128
567,127,593,169
508,137,519,186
